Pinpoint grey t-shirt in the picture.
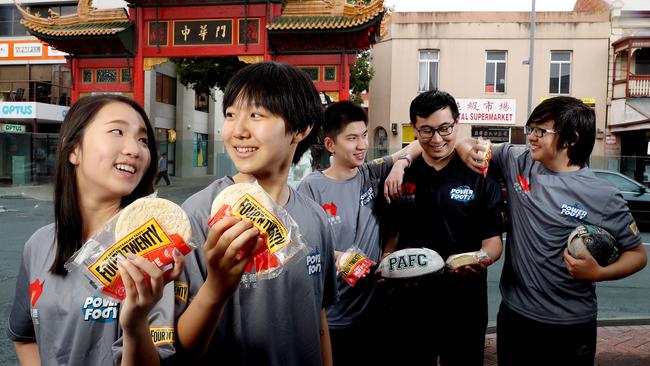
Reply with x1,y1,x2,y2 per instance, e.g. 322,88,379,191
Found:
491,143,642,324
180,176,337,365
6,224,177,365
297,156,393,328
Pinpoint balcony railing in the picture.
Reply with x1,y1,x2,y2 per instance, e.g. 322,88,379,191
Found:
628,75,650,97
0,80,71,106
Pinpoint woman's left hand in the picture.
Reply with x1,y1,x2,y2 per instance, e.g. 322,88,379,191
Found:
117,250,184,332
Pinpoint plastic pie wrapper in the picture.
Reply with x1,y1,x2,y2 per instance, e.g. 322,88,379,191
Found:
445,249,492,272
477,137,492,177
65,194,195,301
208,182,307,279
336,246,375,287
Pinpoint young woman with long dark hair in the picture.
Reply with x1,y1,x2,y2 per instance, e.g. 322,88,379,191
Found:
7,95,183,365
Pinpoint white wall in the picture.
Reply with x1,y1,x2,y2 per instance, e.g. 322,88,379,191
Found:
370,11,611,156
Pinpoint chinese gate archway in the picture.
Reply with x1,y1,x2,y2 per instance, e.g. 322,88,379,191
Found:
17,0,386,105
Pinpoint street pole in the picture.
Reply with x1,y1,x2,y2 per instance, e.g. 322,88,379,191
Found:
527,0,536,118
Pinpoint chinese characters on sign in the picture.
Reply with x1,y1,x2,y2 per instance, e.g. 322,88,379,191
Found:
173,20,233,45
0,44,9,57
149,22,168,46
238,19,259,44
471,126,510,143
13,43,42,57
456,98,516,125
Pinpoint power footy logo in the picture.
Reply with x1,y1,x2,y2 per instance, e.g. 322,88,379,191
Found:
82,296,118,323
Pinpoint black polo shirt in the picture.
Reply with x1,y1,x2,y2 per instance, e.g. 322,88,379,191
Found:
388,152,505,261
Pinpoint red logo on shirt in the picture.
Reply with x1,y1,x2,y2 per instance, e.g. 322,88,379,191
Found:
30,278,44,306
517,175,531,192
402,182,416,195
322,202,337,216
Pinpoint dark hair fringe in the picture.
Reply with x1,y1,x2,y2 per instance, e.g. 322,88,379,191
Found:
222,61,324,164
526,96,595,167
409,89,460,124
323,101,368,140
50,95,157,275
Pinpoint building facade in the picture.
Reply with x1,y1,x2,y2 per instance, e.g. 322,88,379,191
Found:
0,0,72,186
13,0,385,179
369,7,611,159
607,0,650,183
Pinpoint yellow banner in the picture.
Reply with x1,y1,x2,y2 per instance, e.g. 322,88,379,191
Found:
540,97,595,105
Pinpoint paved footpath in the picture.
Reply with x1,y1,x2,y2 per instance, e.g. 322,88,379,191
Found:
484,325,650,365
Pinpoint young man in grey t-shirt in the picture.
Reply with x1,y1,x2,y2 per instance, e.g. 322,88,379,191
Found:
297,101,419,365
174,62,337,365
459,96,647,366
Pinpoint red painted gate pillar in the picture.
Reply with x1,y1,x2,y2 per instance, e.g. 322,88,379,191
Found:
133,9,145,105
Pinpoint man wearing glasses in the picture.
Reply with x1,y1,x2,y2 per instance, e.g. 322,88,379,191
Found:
458,96,647,366
382,90,505,365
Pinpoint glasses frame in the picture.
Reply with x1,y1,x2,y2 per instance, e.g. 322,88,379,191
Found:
416,122,456,140
524,125,557,138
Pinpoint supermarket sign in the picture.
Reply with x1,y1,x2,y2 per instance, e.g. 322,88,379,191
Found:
456,98,516,125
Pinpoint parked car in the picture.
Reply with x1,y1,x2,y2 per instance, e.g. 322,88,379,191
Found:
592,169,650,228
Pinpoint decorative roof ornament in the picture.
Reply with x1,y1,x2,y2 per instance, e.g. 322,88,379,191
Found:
379,7,391,39
323,0,336,9
267,0,384,31
355,0,366,15
15,0,130,37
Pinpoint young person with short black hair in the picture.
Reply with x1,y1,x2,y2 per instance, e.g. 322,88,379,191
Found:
297,101,420,365
7,95,184,365
459,96,647,366
176,61,337,365
383,90,505,365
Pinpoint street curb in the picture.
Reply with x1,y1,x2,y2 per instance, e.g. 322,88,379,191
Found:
486,318,650,335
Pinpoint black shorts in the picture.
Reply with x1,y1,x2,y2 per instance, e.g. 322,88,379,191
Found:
378,274,488,366
497,302,597,366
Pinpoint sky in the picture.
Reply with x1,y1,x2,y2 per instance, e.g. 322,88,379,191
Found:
94,0,571,11
383,0,576,12
93,0,650,11
382,0,649,12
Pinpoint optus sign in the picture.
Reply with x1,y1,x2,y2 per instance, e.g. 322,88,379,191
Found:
0,123,26,133
0,102,68,121
1,104,34,118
